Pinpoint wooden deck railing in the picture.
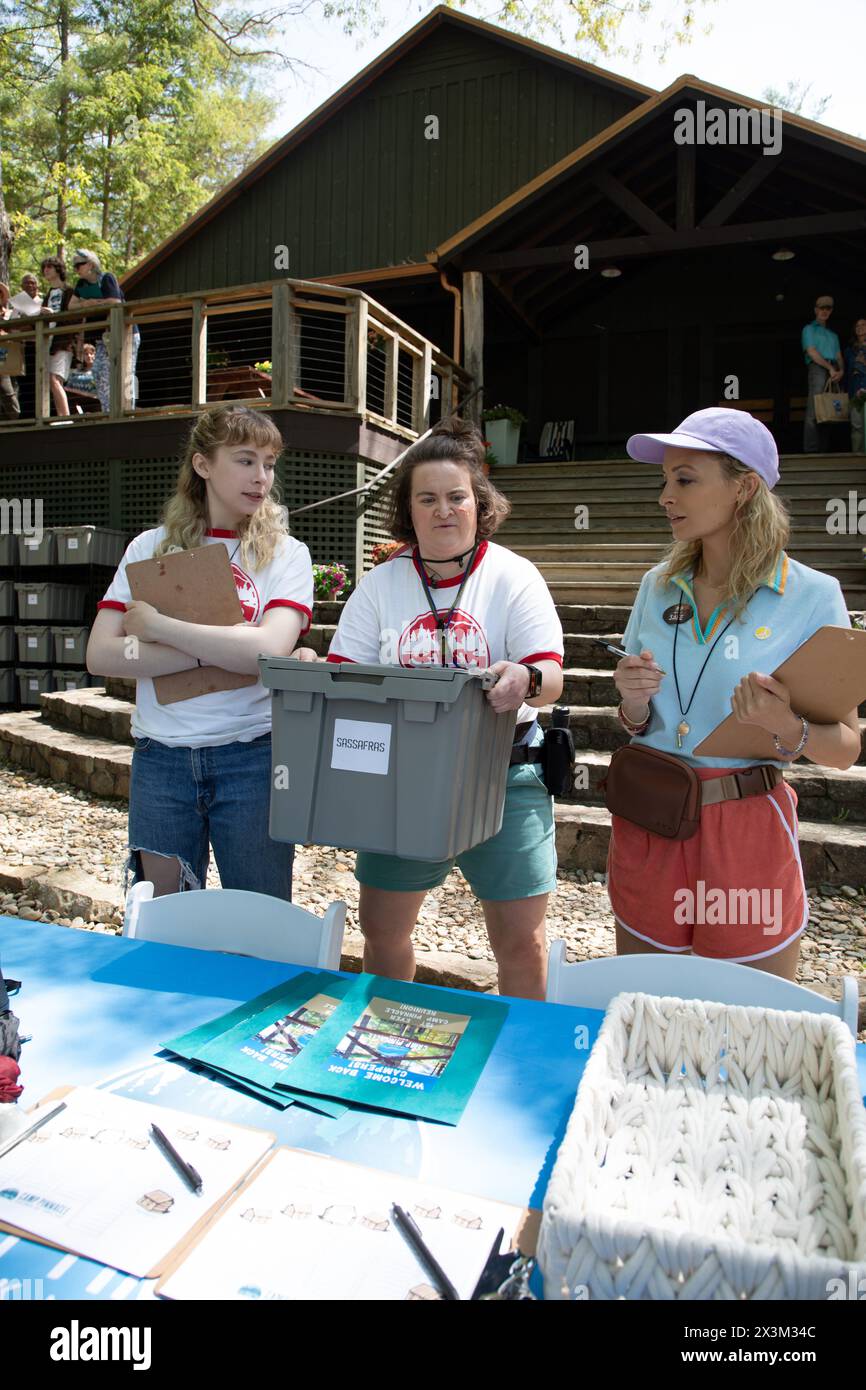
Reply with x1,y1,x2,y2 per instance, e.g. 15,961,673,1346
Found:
0,277,472,438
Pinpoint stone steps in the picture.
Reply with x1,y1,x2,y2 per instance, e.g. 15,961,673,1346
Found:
492,454,864,482
0,709,130,798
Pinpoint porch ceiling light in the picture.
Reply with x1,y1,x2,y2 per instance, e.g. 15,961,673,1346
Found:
771,247,796,261
600,266,622,278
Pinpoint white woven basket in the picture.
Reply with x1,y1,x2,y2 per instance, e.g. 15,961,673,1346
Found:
538,992,866,1300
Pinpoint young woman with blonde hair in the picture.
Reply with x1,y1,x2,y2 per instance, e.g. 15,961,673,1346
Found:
87,405,314,900
609,407,859,979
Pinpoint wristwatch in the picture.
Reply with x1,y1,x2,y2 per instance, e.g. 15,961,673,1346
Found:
521,664,543,697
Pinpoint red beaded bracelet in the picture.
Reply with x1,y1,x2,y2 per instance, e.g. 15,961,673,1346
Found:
618,702,650,734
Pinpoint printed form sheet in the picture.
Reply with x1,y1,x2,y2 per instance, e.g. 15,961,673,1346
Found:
0,1088,273,1277
159,1146,525,1301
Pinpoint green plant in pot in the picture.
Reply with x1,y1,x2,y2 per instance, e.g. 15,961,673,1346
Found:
481,405,527,468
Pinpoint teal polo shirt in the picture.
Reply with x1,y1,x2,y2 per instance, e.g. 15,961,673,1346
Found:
621,553,851,768
802,321,841,366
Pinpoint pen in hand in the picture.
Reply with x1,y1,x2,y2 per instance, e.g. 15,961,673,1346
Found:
150,1123,203,1195
594,640,666,675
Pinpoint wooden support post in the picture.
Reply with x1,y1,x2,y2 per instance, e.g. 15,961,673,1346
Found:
191,299,207,408
344,296,368,412
270,281,292,408
107,304,128,419
462,271,484,423
384,335,399,425
412,341,433,435
676,145,696,231
441,365,454,418
33,319,50,425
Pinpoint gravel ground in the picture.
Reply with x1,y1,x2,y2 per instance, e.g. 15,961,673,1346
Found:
0,762,863,1029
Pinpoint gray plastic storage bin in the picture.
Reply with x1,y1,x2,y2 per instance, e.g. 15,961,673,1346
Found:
0,533,17,566
260,658,518,861
17,667,53,706
15,583,85,621
18,531,56,565
0,667,14,704
0,580,14,618
0,626,13,662
54,625,90,665
15,625,53,663
53,668,89,692
55,526,126,567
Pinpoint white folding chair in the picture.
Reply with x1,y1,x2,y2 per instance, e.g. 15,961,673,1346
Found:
545,940,860,1038
123,883,346,970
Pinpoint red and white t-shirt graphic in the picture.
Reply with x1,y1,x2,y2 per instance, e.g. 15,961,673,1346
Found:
232,563,261,623
398,608,490,668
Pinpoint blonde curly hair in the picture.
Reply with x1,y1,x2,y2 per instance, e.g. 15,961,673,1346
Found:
656,453,790,618
156,406,287,571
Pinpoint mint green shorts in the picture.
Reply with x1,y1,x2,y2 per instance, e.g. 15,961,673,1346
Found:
354,733,557,903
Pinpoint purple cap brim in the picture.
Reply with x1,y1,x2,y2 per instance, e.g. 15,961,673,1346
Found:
626,431,728,464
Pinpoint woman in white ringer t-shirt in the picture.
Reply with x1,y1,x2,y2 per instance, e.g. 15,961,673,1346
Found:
326,416,565,1000
87,406,314,902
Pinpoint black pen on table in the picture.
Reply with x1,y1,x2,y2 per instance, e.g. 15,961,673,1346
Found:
391,1202,460,1301
150,1123,203,1195
593,640,666,675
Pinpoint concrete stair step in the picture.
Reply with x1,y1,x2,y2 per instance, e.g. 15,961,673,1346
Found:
493,456,866,483
502,499,855,518
547,580,866,605
508,539,866,567
497,475,866,496
500,518,866,541
553,803,866,886
0,710,131,797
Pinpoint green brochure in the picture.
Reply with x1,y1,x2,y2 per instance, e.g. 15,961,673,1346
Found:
163,973,351,1117
192,974,353,1117
276,973,508,1125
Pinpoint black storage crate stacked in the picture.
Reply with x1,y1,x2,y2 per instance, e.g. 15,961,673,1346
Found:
6,527,127,709
0,532,16,706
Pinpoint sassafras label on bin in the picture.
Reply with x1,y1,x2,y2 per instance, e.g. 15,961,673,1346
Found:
331,718,392,776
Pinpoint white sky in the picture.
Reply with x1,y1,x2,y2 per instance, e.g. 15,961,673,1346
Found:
266,0,865,143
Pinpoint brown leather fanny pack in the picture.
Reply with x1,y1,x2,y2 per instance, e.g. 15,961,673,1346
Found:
601,744,781,840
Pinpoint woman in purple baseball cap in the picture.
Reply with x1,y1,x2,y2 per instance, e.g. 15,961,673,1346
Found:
605,406,860,979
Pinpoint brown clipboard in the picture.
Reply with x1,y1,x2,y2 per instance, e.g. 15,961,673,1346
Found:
694,626,866,758
0,1085,276,1279
126,544,257,705
154,1145,539,1298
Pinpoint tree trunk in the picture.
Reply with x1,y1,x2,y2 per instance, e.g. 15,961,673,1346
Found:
57,0,70,246
101,130,113,242
0,148,12,286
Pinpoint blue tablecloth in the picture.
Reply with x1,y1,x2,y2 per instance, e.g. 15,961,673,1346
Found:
1,917,864,1301
0,917,603,1299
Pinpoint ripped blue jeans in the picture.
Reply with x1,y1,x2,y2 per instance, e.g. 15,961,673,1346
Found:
126,732,294,899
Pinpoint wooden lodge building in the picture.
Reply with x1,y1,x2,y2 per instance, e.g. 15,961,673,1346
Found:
1,6,866,891
3,3,866,564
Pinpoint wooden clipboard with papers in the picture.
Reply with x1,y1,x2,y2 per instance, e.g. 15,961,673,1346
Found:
126,544,256,705
693,626,866,759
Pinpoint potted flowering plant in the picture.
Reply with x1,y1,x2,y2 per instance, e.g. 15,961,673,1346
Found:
481,405,527,468
313,563,349,602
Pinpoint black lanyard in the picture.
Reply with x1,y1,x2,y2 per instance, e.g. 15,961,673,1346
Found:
671,577,756,747
415,541,479,666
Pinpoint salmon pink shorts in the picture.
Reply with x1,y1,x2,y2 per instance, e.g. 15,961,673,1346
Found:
606,767,808,962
